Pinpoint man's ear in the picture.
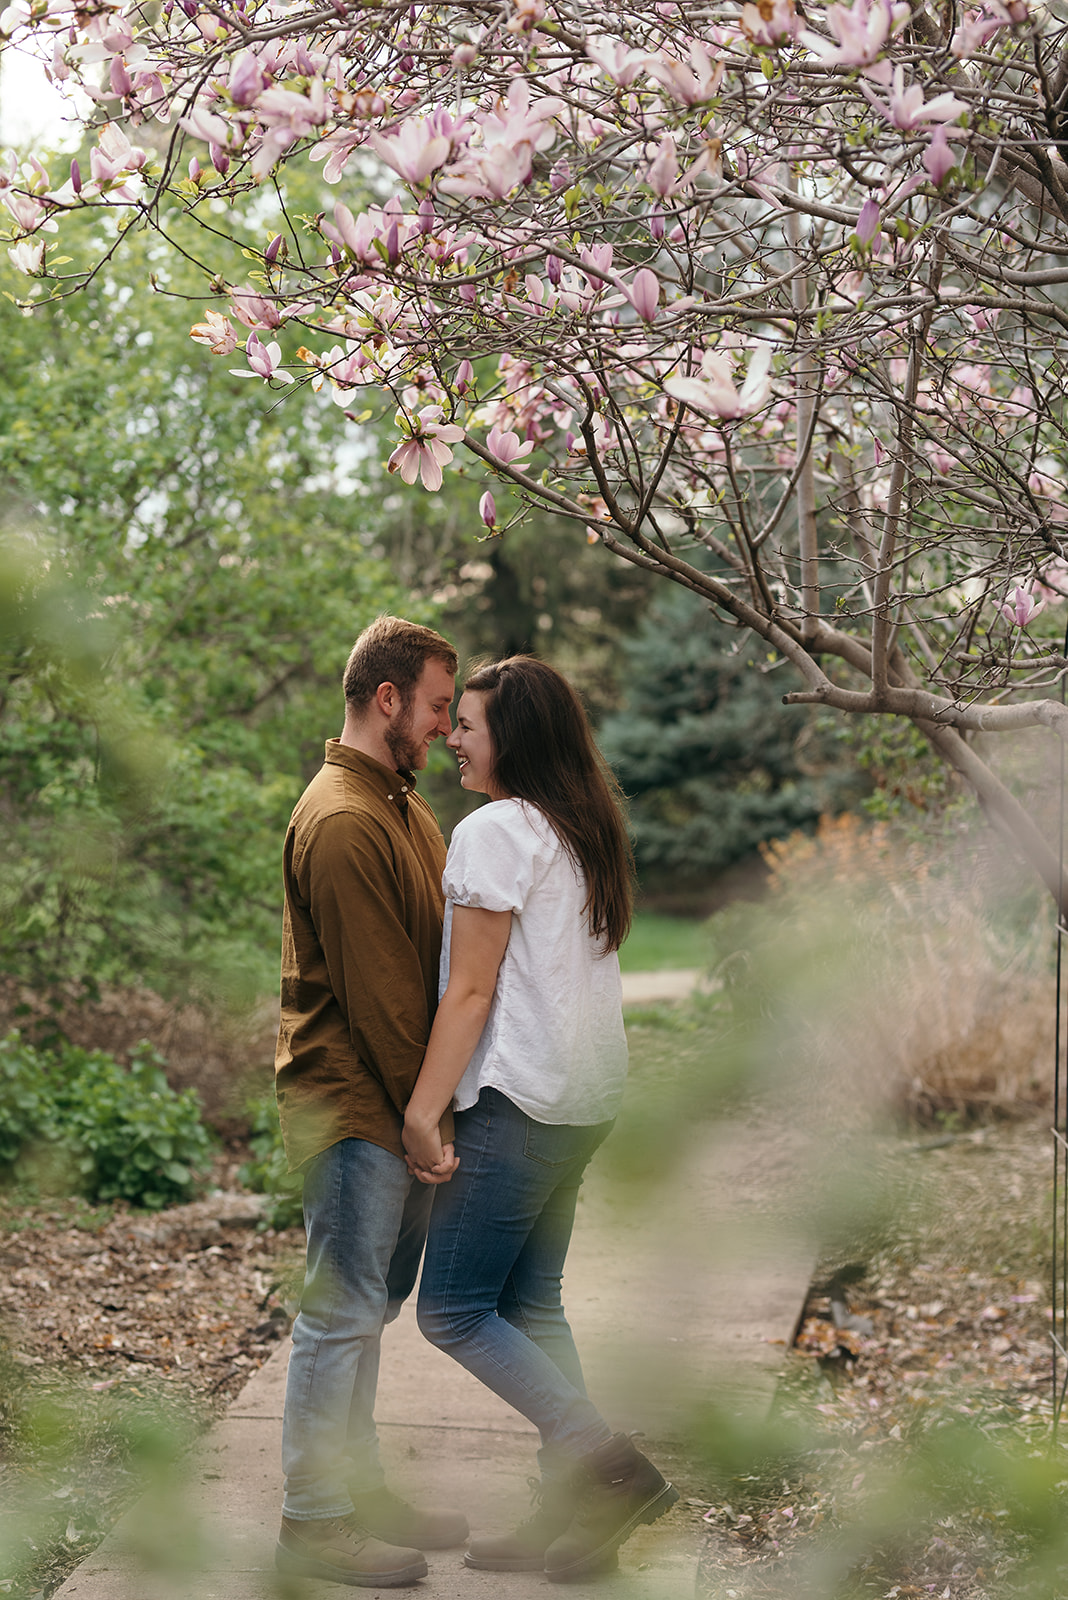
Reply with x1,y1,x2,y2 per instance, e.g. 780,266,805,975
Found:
375,681,398,718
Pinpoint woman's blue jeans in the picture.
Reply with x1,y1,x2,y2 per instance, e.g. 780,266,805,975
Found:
282,1137,433,1520
417,1087,615,1466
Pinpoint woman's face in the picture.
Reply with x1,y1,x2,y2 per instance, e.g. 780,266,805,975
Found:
447,690,503,799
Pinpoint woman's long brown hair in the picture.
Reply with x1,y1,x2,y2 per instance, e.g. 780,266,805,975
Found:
464,656,634,951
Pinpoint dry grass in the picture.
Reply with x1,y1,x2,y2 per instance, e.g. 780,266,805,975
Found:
735,814,1057,1125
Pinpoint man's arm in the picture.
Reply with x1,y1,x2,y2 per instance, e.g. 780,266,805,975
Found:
304,810,440,1114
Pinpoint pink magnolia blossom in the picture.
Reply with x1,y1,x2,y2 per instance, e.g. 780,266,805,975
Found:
801,0,910,71
923,126,956,185
951,10,1006,53
585,36,651,86
549,157,570,191
854,197,881,246
627,267,660,321
581,243,614,285
486,424,535,468
88,121,148,187
739,0,801,45
479,490,497,528
645,41,723,105
490,77,561,147
1000,584,1043,628
506,0,545,34
366,118,452,185
3,189,50,232
189,310,238,353
109,55,133,96
230,331,293,383
438,144,526,200
228,287,285,330
310,131,362,184
387,406,465,491
642,133,709,199
664,345,773,420
861,66,968,130
8,238,45,274
228,48,269,105
178,107,233,147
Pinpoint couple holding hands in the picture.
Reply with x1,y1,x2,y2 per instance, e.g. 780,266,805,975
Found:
273,616,676,1588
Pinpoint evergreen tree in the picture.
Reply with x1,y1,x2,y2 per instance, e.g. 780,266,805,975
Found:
599,588,868,898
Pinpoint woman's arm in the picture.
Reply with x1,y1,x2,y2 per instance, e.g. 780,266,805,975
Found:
403,904,512,1177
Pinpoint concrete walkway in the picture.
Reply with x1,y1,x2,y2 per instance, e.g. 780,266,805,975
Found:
55,977,814,1600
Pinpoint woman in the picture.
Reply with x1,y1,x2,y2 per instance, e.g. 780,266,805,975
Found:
402,655,677,1583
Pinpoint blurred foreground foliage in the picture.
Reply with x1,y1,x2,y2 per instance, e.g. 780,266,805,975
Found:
0,1031,213,1209
0,1331,211,1600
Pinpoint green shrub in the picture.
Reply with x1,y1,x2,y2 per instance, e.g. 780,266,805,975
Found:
239,1092,304,1230
0,1032,213,1209
0,1032,59,1168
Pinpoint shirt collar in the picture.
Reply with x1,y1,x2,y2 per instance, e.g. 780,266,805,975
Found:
324,740,418,811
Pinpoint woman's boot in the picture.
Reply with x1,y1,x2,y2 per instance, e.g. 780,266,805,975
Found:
543,1433,678,1582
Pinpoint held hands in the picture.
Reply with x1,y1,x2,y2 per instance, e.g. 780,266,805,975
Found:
402,1114,459,1185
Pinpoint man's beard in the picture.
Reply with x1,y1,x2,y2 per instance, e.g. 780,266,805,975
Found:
384,698,421,772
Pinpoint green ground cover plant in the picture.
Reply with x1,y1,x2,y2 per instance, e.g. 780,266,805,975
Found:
0,1032,213,1209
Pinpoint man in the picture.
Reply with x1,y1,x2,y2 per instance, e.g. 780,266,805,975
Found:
274,615,467,1588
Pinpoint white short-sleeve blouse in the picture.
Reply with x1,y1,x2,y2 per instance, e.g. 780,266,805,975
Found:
440,798,628,1125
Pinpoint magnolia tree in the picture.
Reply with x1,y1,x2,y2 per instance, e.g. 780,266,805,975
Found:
5,0,1068,896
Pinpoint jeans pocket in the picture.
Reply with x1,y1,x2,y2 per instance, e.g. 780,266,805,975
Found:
523,1117,613,1168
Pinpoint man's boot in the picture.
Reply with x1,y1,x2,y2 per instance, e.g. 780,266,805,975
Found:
464,1476,618,1573
275,1513,428,1587
543,1433,679,1582
350,1484,469,1550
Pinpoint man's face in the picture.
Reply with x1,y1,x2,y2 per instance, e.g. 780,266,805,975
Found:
384,658,455,772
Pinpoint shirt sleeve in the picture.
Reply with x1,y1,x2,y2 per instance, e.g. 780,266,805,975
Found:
304,810,436,1116
443,805,543,913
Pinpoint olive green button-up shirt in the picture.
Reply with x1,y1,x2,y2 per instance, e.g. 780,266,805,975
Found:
274,740,447,1171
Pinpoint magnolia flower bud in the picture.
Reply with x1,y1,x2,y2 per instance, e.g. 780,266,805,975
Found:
546,254,561,286
70,158,82,194
479,491,497,529
549,157,570,192
456,359,474,393
264,232,284,263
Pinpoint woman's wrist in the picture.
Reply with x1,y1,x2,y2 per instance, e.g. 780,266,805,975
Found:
404,1101,438,1135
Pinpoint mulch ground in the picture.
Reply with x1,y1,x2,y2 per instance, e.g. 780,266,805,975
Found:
0,1154,303,1598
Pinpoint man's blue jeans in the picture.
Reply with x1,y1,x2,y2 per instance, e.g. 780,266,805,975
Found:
282,1137,433,1520
417,1087,614,1466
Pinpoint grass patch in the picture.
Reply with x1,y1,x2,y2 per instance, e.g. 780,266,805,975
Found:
620,910,712,972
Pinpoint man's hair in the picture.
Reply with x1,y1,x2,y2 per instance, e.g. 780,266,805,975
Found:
343,615,457,712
